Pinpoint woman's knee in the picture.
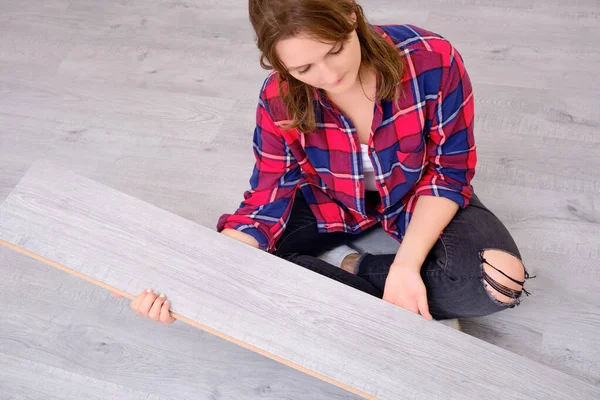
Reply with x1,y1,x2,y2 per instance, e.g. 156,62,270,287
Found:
479,249,535,306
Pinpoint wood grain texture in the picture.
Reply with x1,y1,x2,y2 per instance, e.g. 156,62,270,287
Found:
1,0,599,397
0,247,356,400
1,160,600,399
1,353,168,400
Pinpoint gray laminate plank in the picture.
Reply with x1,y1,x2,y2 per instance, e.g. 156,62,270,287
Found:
1,160,599,399
0,78,234,145
0,353,168,400
474,84,600,144
0,247,358,400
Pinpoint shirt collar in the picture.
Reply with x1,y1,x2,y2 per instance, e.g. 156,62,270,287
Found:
312,87,333,110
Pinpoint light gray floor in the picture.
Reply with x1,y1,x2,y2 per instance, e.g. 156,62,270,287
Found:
0,0,598,398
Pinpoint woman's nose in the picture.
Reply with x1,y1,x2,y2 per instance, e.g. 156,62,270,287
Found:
320,66,339,86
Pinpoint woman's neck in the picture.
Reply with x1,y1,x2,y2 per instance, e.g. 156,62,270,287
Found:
326,65,377,103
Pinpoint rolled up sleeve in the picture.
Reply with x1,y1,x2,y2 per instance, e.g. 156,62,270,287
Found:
415,47,477,208
216,95,300,252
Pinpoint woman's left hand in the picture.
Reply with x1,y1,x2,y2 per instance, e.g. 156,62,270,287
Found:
382,264,433,320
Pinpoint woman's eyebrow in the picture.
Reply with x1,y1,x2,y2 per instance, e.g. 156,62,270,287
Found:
288,42,339,70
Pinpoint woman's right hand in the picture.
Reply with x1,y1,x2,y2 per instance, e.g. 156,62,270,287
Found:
112,289,176,324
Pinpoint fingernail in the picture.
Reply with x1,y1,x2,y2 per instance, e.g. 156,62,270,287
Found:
159,293,165,298
146,288,153,293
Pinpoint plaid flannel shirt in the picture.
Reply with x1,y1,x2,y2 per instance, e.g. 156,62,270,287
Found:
217,24,476,253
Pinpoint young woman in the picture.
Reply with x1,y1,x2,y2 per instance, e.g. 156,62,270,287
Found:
117,0,534,325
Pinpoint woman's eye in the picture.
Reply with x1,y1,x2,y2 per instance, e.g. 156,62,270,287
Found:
330,43,344,55
296,43,343,75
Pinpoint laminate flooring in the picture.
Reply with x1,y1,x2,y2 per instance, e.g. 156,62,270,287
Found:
5,160,599,399
1,0,599,398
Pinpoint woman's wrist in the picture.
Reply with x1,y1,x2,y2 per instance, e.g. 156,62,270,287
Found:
390,258,422,272
392,243,425,271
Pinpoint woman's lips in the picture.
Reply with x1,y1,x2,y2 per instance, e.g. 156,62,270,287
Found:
333,74,345,86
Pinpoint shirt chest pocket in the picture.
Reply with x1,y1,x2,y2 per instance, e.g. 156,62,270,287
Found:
395,138,427,185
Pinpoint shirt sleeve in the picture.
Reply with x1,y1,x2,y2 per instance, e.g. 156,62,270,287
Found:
415,46,477,208
216,95,301,253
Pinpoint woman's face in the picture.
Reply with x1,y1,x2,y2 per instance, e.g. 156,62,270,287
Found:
275,27,362,95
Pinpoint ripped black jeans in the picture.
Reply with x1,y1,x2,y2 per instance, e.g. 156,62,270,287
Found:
273,190,535,320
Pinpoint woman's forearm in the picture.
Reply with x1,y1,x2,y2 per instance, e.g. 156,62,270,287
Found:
392,195,459,271
221,228,260,249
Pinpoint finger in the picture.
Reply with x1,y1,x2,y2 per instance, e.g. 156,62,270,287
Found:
147,294,166,321
160,299,176,324
130,289,149,311
382,286,396,303
138,290,158,316
382,290,391,302
418,294,433,320
396,297,418,313
405,303,420,314
112,292,123,298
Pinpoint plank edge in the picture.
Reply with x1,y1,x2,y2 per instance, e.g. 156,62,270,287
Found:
0,239,377,400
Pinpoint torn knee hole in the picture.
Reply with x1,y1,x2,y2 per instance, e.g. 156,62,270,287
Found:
479,249,534,305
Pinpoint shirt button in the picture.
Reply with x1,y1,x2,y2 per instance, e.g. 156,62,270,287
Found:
381,182,387,187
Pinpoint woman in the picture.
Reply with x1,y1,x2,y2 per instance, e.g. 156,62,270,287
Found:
118,0,534,325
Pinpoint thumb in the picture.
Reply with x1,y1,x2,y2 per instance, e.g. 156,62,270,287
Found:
418,294,433,320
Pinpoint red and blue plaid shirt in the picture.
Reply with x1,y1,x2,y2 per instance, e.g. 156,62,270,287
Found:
217,24,476,253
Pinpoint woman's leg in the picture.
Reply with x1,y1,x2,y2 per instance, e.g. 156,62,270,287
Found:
354,193,536,320
273,189,384,297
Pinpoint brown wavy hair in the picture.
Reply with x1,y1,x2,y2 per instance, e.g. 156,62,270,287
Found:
248,0,406,133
